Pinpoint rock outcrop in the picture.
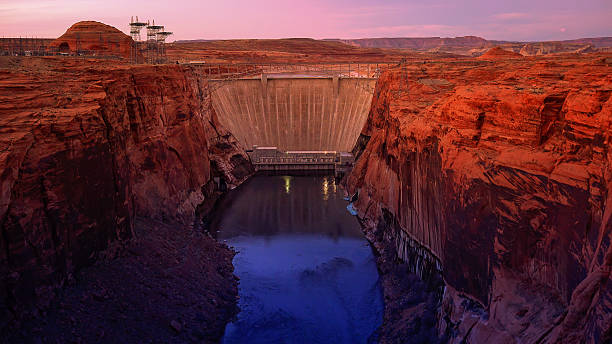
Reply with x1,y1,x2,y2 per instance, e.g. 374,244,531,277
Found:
330,37,612,57
519,42,598,56
333,36,492,51
0,57,252,330
346,54,612,343
49,21,133,58
478,47,523,60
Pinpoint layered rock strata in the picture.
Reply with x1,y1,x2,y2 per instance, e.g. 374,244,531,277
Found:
0,58,252,334
49,21,134,58
347,53,612,343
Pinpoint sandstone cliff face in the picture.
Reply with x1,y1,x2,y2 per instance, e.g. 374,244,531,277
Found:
0,58,252,327
347,54,612,343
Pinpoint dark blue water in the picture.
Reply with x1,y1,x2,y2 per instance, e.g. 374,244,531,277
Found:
210,175,383,344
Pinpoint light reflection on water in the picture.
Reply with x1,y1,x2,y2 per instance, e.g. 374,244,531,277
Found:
210,175,383,344
283,175,292,194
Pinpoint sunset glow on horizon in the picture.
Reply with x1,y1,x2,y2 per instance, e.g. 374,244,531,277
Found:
1,0,611,41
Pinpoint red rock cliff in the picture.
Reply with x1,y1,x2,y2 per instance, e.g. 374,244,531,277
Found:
49,21,133,58
0,58,252,325
347,54,612,343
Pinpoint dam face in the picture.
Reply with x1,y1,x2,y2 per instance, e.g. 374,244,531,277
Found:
210,76,376,152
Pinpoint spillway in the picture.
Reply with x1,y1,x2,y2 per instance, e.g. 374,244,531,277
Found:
210,75,376,152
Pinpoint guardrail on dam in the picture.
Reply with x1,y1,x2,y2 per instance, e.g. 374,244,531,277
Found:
209,74,377,152
189,62,395,80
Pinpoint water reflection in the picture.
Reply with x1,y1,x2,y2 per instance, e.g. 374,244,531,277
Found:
210,175,383,344
283,175,291,194
212,175,364,239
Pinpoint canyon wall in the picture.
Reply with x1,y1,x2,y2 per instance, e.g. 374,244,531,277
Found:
210,77,375,151
0,59,252,327
347,54,612,343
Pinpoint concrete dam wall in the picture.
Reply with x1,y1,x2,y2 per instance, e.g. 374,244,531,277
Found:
210,76,376,152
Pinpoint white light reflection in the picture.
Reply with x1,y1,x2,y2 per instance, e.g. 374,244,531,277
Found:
322,177,329,200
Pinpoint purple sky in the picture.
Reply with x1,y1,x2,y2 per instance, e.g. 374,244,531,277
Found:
1,0,611,41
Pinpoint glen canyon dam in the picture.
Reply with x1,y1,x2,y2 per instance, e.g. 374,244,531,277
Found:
210,74,376,152
1,1,612,343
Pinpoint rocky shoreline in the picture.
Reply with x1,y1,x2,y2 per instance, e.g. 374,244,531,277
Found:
355,210,445,344
5,218,239,343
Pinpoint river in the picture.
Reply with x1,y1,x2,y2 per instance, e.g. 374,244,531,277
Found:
209,174,383,344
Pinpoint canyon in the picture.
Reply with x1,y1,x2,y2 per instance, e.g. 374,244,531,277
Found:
1,19,612,343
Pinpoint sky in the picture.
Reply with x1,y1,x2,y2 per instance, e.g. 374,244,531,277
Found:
0,0,611,42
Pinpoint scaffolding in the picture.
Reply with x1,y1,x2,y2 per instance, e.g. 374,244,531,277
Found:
129,16,147,63
156,30,173,62
128,17,172,64
146,20,164,64
129,16,147,41
0,37,52,56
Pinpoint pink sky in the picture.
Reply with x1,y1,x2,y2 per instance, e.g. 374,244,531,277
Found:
0,0,611,41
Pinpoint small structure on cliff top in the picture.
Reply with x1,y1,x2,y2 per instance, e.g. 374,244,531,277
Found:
129,16,147,62
129,17,173,64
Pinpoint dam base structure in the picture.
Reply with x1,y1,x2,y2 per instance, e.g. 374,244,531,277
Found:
247,146,354,176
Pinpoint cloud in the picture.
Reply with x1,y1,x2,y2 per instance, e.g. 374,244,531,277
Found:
331,5,401,19
0,0,100,22
492,12,530,20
